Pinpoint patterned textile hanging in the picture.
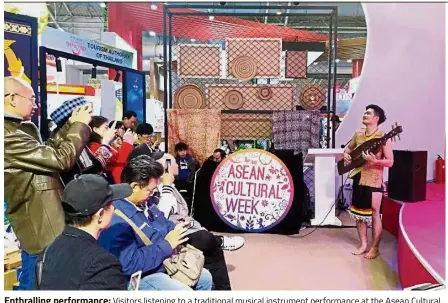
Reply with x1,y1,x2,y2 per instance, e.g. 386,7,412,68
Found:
168,109,222,163
272,110,321,159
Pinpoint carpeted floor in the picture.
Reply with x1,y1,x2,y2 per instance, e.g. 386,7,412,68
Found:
220,211,401,290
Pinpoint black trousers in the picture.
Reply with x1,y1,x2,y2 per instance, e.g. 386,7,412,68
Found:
187,230,231,290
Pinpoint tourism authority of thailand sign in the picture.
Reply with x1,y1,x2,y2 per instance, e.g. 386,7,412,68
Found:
210,149,294,232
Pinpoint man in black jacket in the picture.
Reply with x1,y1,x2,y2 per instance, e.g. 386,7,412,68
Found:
35,174,132,290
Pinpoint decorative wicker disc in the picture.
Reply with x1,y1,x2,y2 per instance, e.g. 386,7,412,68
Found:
257,86,273,100
174,84,205,109
300,85,325,110
230,56,257,81
224,90,244,110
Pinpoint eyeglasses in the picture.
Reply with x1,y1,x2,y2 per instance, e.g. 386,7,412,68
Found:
139,134,156,139
5,93,36,105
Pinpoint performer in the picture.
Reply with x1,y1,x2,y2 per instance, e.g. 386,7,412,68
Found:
343,105,394,259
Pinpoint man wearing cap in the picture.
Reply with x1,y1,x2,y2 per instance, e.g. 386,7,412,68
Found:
4,77,92,290
35,175,131,290
99,155,213,291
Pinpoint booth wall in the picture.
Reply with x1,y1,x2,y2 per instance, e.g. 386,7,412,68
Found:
336,3,446,181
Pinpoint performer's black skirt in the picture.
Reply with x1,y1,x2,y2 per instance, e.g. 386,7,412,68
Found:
349,173,383,222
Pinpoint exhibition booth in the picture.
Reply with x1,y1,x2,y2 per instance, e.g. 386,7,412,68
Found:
4,2,445,291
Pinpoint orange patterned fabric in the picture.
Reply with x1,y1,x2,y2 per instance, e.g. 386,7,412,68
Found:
168,109,221,163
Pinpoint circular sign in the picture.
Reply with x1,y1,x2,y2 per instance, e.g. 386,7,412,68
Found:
210,149,294,232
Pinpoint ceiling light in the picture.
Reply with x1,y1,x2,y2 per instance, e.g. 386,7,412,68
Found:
276,10,282,15
99,3,106,8
151,4,157,10
347,59,352,63
209,15,215,20
335,59,340,63
149,31,156,37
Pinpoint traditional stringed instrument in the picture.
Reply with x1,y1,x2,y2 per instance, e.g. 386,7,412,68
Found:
337,123,403,175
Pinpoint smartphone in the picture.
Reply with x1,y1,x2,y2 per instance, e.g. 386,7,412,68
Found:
165,159,171,173
128,270,142,291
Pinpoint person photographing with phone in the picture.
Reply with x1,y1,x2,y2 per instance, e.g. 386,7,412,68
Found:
4,77,93,289
88,116,136,184
98,155,212,290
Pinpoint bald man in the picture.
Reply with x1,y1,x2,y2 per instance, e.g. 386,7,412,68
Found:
4,77,92,290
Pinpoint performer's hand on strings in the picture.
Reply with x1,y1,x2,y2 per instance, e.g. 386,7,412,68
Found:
362,151,378,164
343,152,352,165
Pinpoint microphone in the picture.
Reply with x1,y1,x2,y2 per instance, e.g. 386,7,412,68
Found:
341,139,352,149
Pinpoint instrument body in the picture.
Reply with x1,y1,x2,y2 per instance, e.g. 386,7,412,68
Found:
337,125,403,175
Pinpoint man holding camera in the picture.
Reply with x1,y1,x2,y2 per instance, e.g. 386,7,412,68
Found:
4,76,92,289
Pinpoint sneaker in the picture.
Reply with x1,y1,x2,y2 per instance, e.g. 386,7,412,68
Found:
221,236,245,251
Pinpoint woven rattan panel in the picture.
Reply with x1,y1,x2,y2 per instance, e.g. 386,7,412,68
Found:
221,113,272,140
226,38,282,79
178,44,221,78
207,84,294,111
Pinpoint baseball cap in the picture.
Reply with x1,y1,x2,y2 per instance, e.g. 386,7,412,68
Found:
62,174,132,216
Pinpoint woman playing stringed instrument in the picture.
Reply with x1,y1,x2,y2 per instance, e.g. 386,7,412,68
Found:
343,105,394,259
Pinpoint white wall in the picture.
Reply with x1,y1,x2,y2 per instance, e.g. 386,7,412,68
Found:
336,3,445,181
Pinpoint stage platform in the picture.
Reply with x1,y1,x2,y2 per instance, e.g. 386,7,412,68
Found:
382,183,445,288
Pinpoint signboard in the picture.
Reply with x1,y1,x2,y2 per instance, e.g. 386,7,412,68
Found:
41,27,133,68
4,12,39,125
210,149,294,232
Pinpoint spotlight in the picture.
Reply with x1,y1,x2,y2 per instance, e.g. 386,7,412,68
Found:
276,10,282,15
151,4,157,10
92,66,97,79
335,59,340,63
149,31,156,37
56,58,62,72
191,39,196,42
209,15,215,20
114,71,121,82
347,59,352,63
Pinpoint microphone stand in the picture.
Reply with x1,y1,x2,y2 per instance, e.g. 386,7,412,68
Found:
337,138,352,212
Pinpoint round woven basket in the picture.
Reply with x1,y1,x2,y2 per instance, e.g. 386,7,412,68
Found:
174,84,205,109
230,56,257,81
224,90,244,110
300,84,325,110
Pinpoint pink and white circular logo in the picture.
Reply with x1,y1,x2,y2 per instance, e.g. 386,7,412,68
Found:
210,149,294,232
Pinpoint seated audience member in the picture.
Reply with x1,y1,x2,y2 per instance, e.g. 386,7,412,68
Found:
35,175,131,290
210,149,226,163
148,152,245,290
175,143,200,184
122,111,137,131
98,155,213,291
50,97,105,186
89,116,135,184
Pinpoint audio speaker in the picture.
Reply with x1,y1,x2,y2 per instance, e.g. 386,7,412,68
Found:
388,150,427,202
